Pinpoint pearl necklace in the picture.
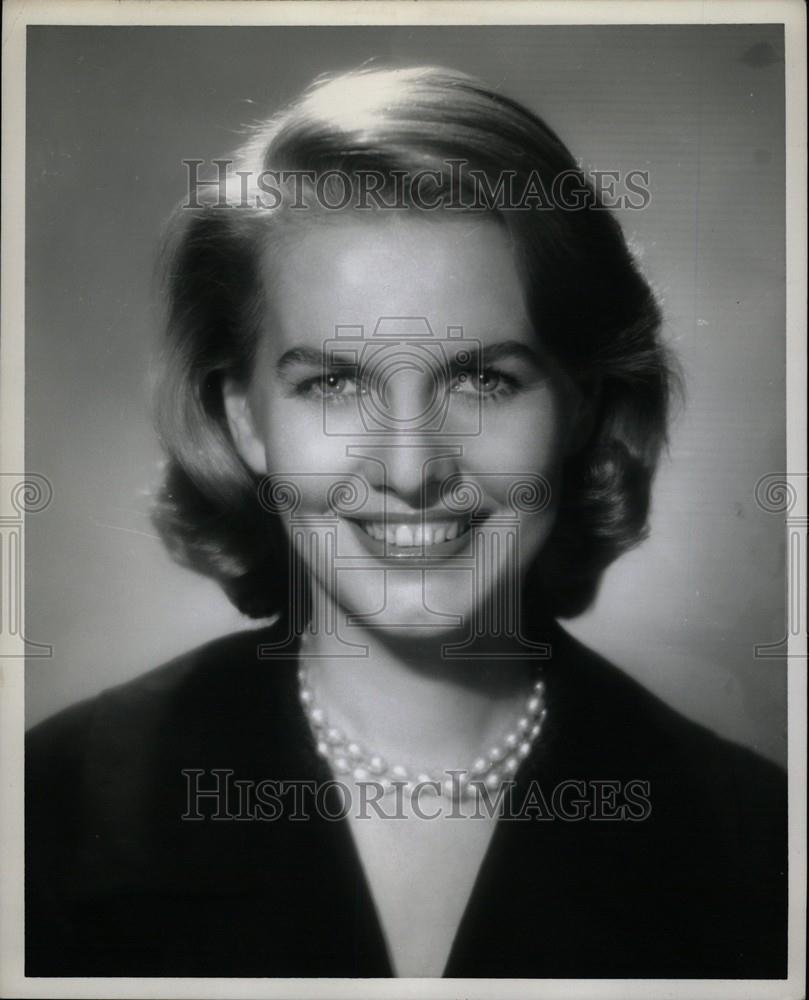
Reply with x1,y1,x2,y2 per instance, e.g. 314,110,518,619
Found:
297,656,548,800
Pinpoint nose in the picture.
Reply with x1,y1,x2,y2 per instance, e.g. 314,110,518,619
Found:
351,366,461,509
366,355,445,431
373,441,461,510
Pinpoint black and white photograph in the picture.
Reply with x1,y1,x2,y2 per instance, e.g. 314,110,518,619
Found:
1,1,806,996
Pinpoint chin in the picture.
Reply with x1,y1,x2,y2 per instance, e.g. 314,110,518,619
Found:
334,564,536,642
327,568,470,633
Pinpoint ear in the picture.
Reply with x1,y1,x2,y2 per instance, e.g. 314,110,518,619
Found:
222,375,268,475
565,376,602,456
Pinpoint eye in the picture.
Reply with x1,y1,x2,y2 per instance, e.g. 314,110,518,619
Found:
293,370,362,404
320,373,350,398
451,367,518,401
476,371,503,394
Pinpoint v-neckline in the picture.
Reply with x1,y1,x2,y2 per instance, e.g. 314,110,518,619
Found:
293,714,555,977
335,790,509,977
277,621,564,978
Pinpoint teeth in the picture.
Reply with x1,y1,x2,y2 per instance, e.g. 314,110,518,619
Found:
356,520,470,547
394,525,412,547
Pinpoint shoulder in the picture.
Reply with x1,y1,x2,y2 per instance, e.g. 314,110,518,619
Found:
556,623,784,756
26,622,297,801
25,620,305,885
545,625,787,975
24,622,304,975
548,623,787,824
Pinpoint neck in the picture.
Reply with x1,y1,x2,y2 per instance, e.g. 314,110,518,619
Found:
298,590,549,772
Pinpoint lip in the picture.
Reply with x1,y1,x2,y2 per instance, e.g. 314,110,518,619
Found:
345,510,470,524
341,515,482,560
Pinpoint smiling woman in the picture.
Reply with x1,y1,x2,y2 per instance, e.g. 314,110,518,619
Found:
25,65,787,980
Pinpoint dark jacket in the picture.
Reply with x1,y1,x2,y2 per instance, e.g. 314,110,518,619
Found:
25,621,787,978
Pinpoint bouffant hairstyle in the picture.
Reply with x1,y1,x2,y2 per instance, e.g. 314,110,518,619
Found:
150,65,676,621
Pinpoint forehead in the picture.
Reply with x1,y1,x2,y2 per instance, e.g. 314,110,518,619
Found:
261,213,532,352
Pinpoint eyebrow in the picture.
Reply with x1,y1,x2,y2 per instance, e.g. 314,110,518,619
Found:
276,347,325,374
275,339,543,374
477,340,544,367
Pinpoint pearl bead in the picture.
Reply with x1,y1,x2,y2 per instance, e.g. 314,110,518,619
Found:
461,780,477,800
297,661,548,803
368,755,387,775
309,707,326,727
443,774,467,798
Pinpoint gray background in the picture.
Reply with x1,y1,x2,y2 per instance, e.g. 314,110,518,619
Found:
25,25,787,765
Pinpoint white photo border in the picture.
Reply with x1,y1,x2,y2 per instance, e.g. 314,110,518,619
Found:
1,2,805,998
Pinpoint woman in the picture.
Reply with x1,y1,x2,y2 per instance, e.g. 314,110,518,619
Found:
26,66,786,979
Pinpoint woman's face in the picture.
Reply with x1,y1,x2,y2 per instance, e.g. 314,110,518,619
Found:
225,214,585,639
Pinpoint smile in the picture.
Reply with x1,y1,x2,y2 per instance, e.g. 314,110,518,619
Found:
354,520,472,547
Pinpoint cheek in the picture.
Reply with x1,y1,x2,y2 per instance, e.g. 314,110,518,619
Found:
261,399,351,524
468,396,569,560
262,401,334,471
466,394,569,482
